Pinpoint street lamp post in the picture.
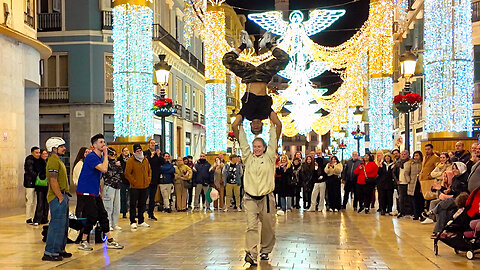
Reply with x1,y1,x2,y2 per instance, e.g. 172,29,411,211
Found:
353,106,364,154
229,110,237,154
338,128,347,161
399,49,418,152
154,54,172,153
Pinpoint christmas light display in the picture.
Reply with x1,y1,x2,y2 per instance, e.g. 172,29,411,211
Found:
183,0,205,48
368,77,394,149
202,1,230,152
424,0,474,133
113,0,154,138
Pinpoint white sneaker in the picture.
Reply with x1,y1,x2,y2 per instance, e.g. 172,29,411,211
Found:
109,226,114,231
130,223,137,230
138,222,150,228
78,241,93,251
223,208,228,212
259,31,275,50
237,208,242,212
114,225,122,230
276,210,285,216
306,208,316,212
240,30,253,49
328,209,334,212
421,218,434,224
334,209,339,212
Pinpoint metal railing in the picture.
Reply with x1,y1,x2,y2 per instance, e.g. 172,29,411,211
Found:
39,87,69,102
474,83,480,103
102,11,113,30
185,108,191,119
24,12,35,28
105,87,114,102
227,96,236,107
38,13,61,31
200,114,205,125
152,24,205,75
193,111,199,123
473,1,480,22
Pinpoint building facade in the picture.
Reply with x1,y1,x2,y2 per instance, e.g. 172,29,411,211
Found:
0,0,51,208
37,0,207,168
393,0,480,152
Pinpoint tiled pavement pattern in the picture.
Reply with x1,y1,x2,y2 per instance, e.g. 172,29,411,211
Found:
1,206,480,269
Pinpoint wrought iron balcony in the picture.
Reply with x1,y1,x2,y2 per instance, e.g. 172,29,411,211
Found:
473,1,480,22
38,13,61,31
24,12,35,28
152,24,205,75
102,11,113,30
105,87,114,103
39,87,69,103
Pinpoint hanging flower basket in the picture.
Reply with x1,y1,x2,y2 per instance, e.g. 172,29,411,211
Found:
228,132,236,142
152,98,175,117
338,143,347,149
351,130,365,140
393,93,422,113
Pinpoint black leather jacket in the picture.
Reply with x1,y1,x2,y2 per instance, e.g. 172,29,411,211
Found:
222,48,289,84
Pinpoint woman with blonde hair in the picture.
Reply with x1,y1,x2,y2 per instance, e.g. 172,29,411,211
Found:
276,154,293,215
324,156,343,212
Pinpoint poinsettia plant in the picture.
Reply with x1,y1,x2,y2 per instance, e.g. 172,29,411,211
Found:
351,130,365,140
152,98,175,117
393,92,422,113
228,131,236,142
338,143,347,149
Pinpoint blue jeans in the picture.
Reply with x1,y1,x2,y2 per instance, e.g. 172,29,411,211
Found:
280,196,292,211
44,196,69,256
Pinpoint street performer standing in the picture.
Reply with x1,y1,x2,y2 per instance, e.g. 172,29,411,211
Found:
233,112,282,266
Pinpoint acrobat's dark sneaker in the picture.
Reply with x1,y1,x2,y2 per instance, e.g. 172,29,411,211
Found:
260,253,269,261
244,252,257,266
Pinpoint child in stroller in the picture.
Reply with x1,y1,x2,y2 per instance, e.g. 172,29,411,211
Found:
434,187,480,260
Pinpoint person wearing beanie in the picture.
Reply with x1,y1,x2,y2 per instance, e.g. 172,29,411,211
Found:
223,30,288,135
125,143,151,229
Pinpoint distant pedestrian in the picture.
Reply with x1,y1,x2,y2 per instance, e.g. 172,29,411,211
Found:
24,146,41,224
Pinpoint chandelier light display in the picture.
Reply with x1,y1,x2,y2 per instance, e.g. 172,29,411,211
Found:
112,0,154,139
424,0,474,133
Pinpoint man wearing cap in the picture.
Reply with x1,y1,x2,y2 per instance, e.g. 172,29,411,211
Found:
223,154,243,211
125,143,152,229
42,137,71,261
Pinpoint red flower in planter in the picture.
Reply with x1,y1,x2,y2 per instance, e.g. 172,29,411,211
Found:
165,98,172,103
404,93,422,104
393,94,404,104
154,100,161,107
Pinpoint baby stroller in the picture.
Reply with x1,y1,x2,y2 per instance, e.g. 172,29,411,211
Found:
434,187,480,260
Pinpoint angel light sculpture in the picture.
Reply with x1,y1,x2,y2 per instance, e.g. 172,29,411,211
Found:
248,9,345,135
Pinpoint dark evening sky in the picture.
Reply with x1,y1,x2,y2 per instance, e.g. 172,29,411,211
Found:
224,0,370,91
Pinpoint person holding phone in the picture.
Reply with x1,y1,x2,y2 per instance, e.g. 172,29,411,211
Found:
144,139,161,220
324,156,343,212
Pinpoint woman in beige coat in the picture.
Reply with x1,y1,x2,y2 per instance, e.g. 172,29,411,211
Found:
404,151,423,220
174,158,192,212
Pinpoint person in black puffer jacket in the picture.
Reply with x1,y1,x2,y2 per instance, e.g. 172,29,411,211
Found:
377,154,395,215
276,155,294,214
33,150,48,225
159,153,175,213
193,153,213,211
300,156,316,211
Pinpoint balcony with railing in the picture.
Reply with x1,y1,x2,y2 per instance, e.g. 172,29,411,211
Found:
193,111,199,123
200,114,205,125
474,1,480,22
24,12,35,28
38,13,61,31
39,87,69,103
102,11,113,30
152,24,205,75
185,108,191,119
105,87,114,103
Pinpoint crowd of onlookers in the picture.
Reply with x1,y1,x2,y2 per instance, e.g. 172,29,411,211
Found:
23,135,480,261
